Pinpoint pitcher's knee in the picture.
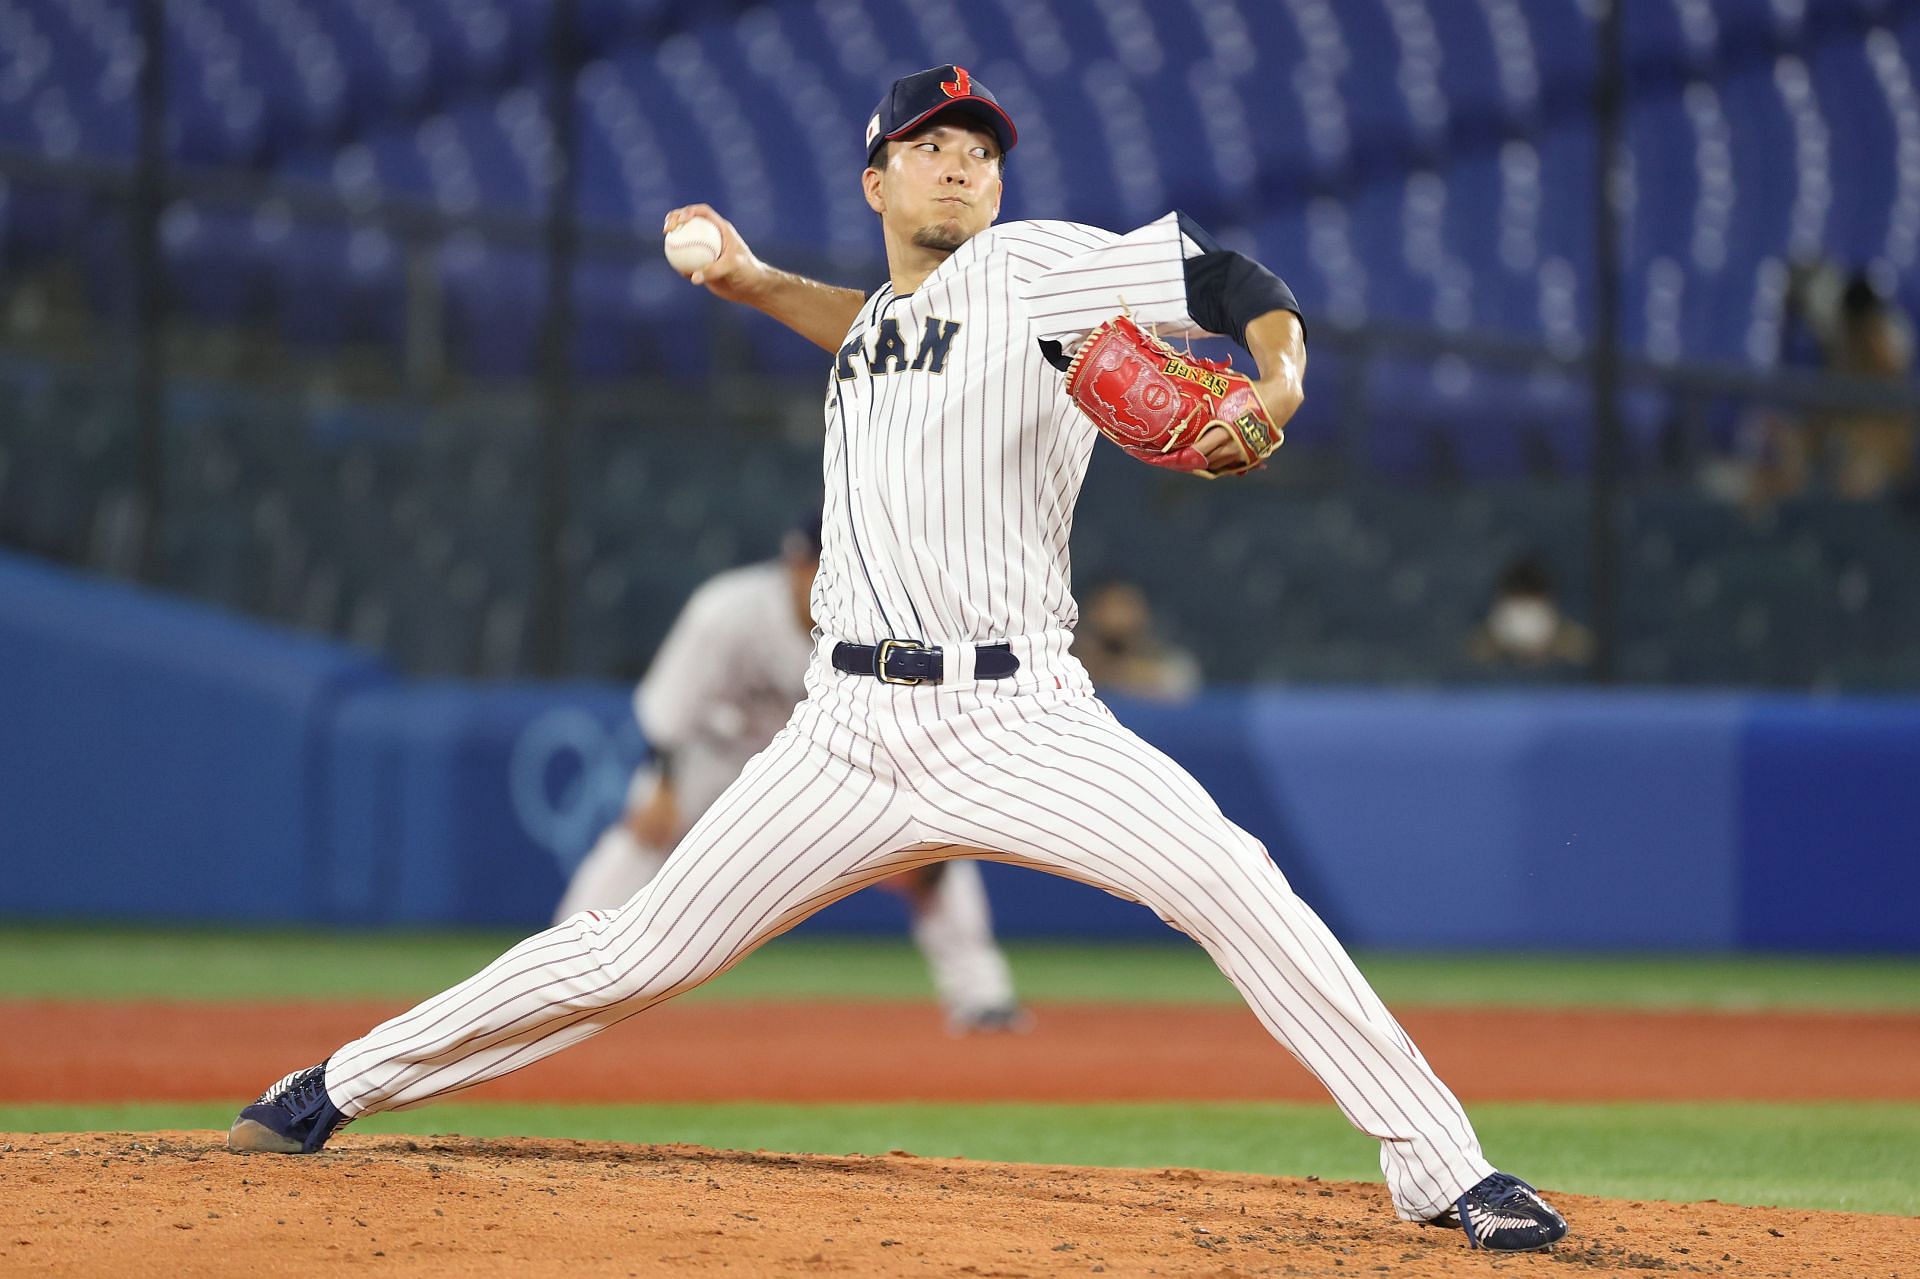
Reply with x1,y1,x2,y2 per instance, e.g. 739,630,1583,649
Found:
1138,847,1295,940
582,958,698,1010
1171,864,1240,917
601,942,730,1008
541,912,707,1009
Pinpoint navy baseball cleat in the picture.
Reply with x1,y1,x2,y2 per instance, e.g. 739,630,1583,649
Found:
226,1064,349,1154
1438,1172,1568,1251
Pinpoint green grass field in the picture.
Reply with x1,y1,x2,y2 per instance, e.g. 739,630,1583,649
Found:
4,926,1916,1215
6,924,1919,1009
6,1099,1914,1217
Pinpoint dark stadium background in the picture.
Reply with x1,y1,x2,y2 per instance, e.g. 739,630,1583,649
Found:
7,0,1920,685
2,1,1917,948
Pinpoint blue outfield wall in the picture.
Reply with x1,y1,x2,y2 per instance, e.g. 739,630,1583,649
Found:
0,553,390,922
3,551,1917,949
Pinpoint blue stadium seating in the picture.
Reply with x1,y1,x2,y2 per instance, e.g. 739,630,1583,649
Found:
8,0,1920,687
15,0,1919,433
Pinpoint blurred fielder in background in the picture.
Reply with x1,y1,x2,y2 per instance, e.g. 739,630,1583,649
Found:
555,513,1026,1034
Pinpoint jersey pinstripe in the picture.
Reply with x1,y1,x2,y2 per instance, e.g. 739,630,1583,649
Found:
816,214,1202,648
310,209,1505,1225
552,560,1020,1022
326,671,1492,1220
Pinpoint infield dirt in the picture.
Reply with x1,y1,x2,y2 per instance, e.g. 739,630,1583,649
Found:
3,1131,1914,1278
6,1000,1916,1275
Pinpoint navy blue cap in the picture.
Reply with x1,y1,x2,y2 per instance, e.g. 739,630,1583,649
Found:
865,65,1017,167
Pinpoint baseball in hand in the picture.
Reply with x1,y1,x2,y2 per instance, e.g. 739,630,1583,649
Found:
663,216,723,275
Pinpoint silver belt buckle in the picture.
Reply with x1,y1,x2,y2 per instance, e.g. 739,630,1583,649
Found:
875,638,929,685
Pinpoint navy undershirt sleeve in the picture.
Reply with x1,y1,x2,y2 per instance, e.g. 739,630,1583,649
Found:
1176,211,1305,350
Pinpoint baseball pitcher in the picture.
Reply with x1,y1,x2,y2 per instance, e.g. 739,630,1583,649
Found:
230,65,1566,1253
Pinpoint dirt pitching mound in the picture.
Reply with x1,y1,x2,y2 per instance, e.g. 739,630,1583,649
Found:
2,1133,1910,1277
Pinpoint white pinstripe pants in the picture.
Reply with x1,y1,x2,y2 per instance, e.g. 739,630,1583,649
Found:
325,642,1494,1220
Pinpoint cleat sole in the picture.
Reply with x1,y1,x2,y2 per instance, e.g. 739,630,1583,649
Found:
226,1118,306,1155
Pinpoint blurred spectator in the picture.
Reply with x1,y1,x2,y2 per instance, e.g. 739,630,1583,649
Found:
1824,272,1916,499
1730,263,1916,506
1468,556,1593,671
1073,580,1202,700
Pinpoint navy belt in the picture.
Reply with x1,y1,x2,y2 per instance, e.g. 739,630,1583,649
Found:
831,639,1019,686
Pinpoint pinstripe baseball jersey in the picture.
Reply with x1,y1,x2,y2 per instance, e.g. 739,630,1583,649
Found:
816,213,1208,648
281,192,1524,1231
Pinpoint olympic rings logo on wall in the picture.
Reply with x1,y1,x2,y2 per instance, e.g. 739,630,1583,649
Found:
506,707,644,870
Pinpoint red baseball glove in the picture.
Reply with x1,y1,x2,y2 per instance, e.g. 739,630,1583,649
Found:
1063,315,1282,478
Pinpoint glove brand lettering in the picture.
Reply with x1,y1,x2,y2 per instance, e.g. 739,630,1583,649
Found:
1161,355,1231,397
835,316,964,380
1236,410,1275,454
